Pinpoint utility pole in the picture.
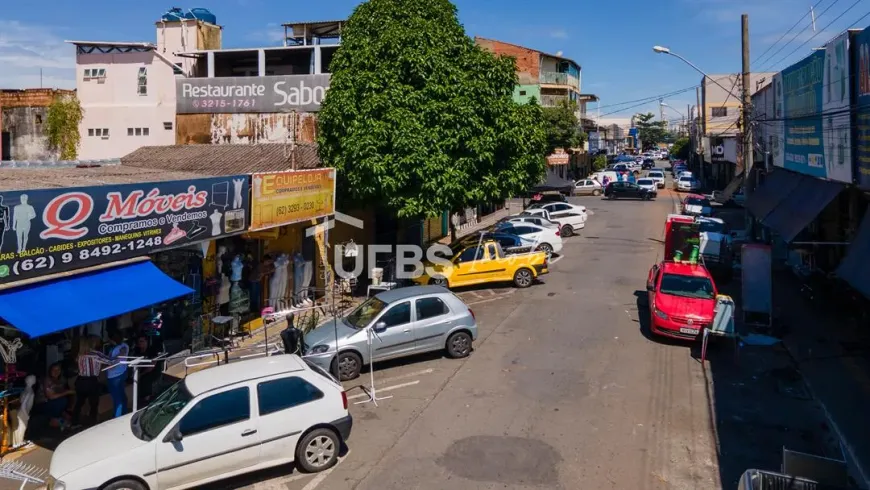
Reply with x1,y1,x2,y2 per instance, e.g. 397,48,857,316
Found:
686,103,691,138
741,13,752,200
696,86,703,185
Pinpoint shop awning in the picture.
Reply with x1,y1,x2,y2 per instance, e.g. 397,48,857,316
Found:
761,177,844,243
745,170,804,221
836,206,870,299
0,261,193,338
532,172,574,193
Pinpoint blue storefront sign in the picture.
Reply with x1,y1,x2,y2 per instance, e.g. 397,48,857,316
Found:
629,127,639,148
780,32,851,183
0,176,249,285
854,26,870,189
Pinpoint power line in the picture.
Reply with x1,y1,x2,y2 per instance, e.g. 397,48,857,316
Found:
756,0,843,71
752,0,827,68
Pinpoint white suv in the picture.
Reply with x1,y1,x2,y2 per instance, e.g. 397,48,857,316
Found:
47,355,351,490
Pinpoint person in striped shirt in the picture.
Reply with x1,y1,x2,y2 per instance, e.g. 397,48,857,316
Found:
72,335,108,427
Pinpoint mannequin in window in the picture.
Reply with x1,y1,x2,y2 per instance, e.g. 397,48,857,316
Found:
230,255,243,282
232,178,245,209
292,252,305,305
12,375,35,448
269,253,289,308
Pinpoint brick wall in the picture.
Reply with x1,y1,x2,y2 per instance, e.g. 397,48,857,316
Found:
475,37,540,84
0,88,75,108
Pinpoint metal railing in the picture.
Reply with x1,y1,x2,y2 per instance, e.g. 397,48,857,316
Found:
540,95,569,107
539,72,580,90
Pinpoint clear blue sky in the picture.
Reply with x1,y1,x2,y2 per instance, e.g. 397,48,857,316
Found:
1,0,865,121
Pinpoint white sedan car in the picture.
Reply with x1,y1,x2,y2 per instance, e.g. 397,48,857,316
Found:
676,176,701,192
528,201,587,218
494,221,563,254
647,170,666,188
636,178,657,193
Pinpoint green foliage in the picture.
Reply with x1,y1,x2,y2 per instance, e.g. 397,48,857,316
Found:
634,112,667,149
592,154,607,171
317,0,547,219
670,137,691,160
542,101,585,152
45,94,83,160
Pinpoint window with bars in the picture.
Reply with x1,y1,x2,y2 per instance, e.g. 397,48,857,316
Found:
137,67,147,95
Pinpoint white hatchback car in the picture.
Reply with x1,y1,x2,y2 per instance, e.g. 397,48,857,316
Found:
47,355,351,490
494,221,563,254
636,178,657,193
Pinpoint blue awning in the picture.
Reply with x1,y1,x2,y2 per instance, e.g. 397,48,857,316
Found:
0,261,194,338
762,176,843,243
745,170,805,221
837,206,870,300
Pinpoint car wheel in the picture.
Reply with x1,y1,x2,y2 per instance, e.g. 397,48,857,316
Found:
429,276,449,288
537,243,553,254
446,331,473,358
296,428,340,473
561,225,574,237
513,267,534,288
334,351,362,381
103,480,147,490
592,189,601,196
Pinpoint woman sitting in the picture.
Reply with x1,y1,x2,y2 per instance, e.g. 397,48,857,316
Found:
42,362,74,431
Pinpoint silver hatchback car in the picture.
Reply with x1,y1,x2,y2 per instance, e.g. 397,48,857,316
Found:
303,286,478,380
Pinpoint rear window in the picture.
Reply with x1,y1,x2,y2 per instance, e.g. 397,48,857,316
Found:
685,197,710,206
637,179,653,185
648,172,663,177
679,176,693,182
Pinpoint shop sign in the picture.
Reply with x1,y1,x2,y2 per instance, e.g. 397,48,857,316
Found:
779,32,851,182
854,25,870,189
0,175,250,285
546,148,570,166
176,74,331,114
250,168,336,231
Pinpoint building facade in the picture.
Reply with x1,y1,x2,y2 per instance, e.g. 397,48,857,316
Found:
0,89,75,161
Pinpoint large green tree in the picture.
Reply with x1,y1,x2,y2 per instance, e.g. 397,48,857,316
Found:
318,0,547,226
634,112,667,149
670,136,691,160
541,100,586,152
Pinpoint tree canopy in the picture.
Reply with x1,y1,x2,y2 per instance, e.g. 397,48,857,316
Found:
670,136,691,160
541,100,586,152
634,112,667,149
317,0,547,219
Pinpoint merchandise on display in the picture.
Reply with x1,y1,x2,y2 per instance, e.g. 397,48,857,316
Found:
230,256,243,282
269,253,290,307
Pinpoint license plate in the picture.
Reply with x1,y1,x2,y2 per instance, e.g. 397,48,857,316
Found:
679,327,700,335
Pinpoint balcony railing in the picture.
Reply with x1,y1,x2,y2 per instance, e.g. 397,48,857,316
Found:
540,72,580,90
540,94,569,107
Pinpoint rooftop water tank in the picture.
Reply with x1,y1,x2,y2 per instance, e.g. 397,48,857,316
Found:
161,7,185,21
186,8,217,25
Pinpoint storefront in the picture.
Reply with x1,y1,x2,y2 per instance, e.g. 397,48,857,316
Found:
0,172,251,375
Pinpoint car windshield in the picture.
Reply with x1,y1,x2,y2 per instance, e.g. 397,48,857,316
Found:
137,380,193,440
685,197,709,206
699,220,725,233
637,179,653,185
660,273,715,300
649,172,663,178
345,297,388,329
679,176,693,182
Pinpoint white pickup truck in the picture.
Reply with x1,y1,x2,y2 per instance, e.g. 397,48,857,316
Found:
522,206,586,237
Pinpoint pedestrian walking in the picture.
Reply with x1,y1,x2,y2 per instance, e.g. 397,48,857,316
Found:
105,328,129,418
72,335,105,427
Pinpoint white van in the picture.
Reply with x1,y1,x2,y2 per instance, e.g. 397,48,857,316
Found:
589,171,619,184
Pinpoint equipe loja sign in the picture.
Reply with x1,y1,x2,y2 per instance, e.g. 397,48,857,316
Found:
176,74,331,113
0,176,249,285
250,168,336,231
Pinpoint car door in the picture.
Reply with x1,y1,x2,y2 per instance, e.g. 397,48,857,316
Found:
413,296,455,352
371,301,416,360
155,385,259,489
451,245,488,286
256,375,326,467
647,264,661,307
625,183,642,198
509,225,542,248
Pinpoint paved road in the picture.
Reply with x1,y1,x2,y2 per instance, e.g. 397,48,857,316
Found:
219,181,721,490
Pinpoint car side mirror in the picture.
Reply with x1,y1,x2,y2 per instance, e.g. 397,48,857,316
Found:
373,322,387,333
164,426,183,443
646,283,655,291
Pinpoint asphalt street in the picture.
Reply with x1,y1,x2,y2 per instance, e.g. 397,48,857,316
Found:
218,177,722,490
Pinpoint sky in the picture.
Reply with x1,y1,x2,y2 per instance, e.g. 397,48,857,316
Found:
0,0,867,122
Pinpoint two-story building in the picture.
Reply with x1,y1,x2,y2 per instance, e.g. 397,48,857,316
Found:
0,88,75,161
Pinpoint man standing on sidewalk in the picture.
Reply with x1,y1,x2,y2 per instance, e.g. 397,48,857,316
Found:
105,329,129,418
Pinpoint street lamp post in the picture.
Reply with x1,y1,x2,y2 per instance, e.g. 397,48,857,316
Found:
652,46,739,97
660,102,686,135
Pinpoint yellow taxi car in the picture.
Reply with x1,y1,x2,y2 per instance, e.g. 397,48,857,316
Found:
413,239,549,289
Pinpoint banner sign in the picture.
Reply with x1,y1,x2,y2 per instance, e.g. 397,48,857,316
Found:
854,26,870,189
779,32,851,182
0,176,249,284
250,168,336,231
176,74,331,114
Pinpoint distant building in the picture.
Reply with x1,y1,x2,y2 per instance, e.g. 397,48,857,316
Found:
0,88,75,161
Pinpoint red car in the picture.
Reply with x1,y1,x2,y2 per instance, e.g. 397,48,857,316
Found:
646,261,718,340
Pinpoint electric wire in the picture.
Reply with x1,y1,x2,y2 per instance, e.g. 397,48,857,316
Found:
752,0,828,68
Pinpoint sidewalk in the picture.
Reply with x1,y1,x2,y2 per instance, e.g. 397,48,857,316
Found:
772,269,870,488
437,200,522,244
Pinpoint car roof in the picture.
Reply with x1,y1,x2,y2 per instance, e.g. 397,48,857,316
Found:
184,355,307,396
661,261,713,278
376,285,451,303
683,193,706,199
697,216,724,224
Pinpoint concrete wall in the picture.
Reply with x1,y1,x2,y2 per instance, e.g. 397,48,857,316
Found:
176,112,319,145
513,84,541,104
702,72,774,136
0,89,72,161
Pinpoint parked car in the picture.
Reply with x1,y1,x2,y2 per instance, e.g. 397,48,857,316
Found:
697,217,733,277
646,261,718,340
636,178,657,193
493,222,564,254
48,355,352,489
527,201,587,216
642,159,655,169
647,170,665,188
527,193,568,207
672,164,687,175
613,163,629,172
523,206,586,237
499,213,561,230
604,181,657,200
574,178,603,196
681,194,713,216
676,176,701,192
458,232,534,255
305,286,478,380
415,239,550,288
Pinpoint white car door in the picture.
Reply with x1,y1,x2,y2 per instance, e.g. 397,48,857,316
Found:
255,375,329,467
155,385,260,489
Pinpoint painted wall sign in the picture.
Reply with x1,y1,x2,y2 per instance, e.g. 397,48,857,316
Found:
176,74,331,113
0,176,249,284
250,168,336,231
